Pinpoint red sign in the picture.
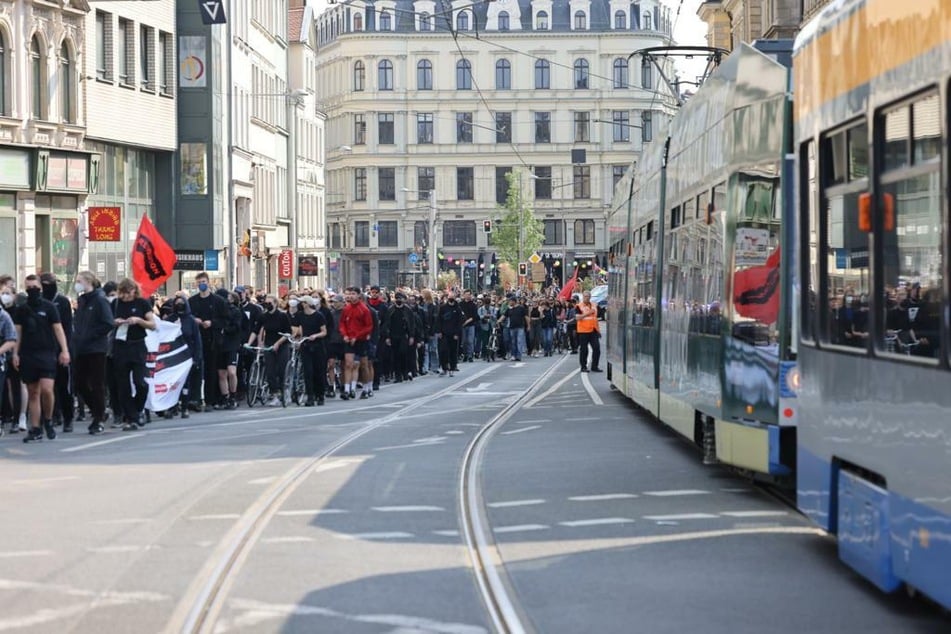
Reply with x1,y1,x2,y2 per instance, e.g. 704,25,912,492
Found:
88,206,122,242
278,249,294,279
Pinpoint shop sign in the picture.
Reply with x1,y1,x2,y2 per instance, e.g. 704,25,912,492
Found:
88,206,121,242
298,255,319,276
36,151,90,192
278,249,294,279
174,249,205,271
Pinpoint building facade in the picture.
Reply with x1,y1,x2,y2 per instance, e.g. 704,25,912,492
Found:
697,0,833,52
315,0,678,290
0,0,94,284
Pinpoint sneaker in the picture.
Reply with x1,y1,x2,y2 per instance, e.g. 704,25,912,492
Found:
43,420,57,440
63,421,73,433
266,396,281,407
226,398,238,410
590,367,603,373
17,416,27,433
88,422,104,435
181,407,190,419
317,398,325,406
122,422,140,431
305,399,315,407
136,413,147,428
349,390,356,400
360,392,369,400
580,367,589,372
23,427,43,443
340,391,350,401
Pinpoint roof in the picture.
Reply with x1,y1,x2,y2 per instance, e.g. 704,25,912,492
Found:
289,7,306,42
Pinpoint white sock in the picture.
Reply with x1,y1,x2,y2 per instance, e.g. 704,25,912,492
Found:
350,381,357,392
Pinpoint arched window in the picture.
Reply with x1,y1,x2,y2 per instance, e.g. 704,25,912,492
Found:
614,10,626,29
534,59,550,89
30,35,46,119
613,58,628,89
379,10,392,31
419,12,431,31
0,30,7,116
417,59,433,90
498,11,510,31
456,59,472,90
536,11,549,30
495,59,511,90
641,59,652,89
573,59,589,89
643,12,652,30
457,11,469,31
354,60,365,91
60,42,74,124
378,59,393,90
574,11,587,30
353,13,363,31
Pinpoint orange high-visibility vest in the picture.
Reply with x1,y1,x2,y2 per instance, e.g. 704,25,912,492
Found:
576,302,599,334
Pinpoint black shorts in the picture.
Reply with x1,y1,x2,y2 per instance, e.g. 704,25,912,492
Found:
343,340,368,360
216,349,239,370
18,356,57,383
329,343,345,361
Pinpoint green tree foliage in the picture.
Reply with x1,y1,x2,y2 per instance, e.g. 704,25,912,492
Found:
491,171,544,267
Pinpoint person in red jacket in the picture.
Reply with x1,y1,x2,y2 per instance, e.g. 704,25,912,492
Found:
338,286,373,400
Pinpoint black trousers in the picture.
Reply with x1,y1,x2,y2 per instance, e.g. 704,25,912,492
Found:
265,345,289,393
200,337,219,405
390,339,410,379
112,341,148,420
53,363,74,423
301,346,327,400
578,331,601,370
438,334,459,371
74,353,107,422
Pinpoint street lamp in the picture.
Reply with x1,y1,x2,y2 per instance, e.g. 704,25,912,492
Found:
401,187,437,288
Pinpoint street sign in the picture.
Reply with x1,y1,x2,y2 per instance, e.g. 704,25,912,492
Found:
467,260,477,269
278,249,294,279
204,249,219,271
528,252,542,264
408,252,419,264
198,0,227,25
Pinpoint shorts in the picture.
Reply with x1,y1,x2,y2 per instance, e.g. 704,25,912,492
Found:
329,343,345,361
365,341,377,362
216,349,239,370
343,340,368,360
18,355,57,383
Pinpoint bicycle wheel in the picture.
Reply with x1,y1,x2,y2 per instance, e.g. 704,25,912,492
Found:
282,358,296,407
246,358,261,407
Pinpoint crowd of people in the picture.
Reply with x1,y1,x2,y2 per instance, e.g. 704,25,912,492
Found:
0,271,602,442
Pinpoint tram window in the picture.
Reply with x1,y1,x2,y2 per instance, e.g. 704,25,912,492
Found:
683,197,696,223
883,106,910,171
671,206,681,229
646,220,654,240
713,182,727,214
801,140,819,343
822,190,870,347
913,94,941,163
696,193,706,219
827,123,869,185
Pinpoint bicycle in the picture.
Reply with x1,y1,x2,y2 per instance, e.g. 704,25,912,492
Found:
243,344,270,408
484,326,499,362
553,321,570,354
279,333,308,407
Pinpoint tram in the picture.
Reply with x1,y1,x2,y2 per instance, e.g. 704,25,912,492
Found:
606,0,951,609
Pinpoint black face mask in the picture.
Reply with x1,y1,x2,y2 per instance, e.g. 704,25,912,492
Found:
263,303,274,312
174,303,187,314
26,287,42,304
41,283,57,300
395,300,403,306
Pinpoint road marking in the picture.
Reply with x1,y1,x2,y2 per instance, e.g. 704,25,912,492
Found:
12,476,80,485
276,509,348,516
60,434,139,453
445,430,466,435
524,369,579,408
493,524,549,533
644,513,719,521
580,372,604,405
336,532,414,540
465,382,494,392
86,545,157,554
372,505,445,512
569,494,638,502
188,514,242,521
487,499,545,508
573,417,601,421
642,489,711,497
312,457,365,473
500,425,541,435
433,530,460,537
374,437,446,451
559,518,635,528
514,419,551,424
260,536,314,544
0,550,54,559
248,477,278,485
720,510,790,518
90,518,152,525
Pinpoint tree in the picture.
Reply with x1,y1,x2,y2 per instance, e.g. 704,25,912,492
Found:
491,171,544,268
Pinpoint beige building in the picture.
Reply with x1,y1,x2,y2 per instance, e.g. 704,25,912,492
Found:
697,0,832,52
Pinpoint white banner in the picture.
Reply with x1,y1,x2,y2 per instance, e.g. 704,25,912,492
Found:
145,320,193,412
179,35,207,88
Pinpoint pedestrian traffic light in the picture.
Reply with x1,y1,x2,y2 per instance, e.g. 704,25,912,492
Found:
483,219,492,233
518,262,528,277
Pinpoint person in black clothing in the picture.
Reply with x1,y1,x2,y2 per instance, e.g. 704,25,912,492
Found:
459,290,479,362
436,291,464,376
384,292,417,382
111,278,156,430
188,271,229,410
39,273,74,431
214,290,243,409
12,275,70,442
164,294,202,419
504,297,529,362
292,296,328,406
235,286,261,397
255,295,292,404
72,271,116,434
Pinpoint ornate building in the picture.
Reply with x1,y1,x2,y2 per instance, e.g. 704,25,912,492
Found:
697,0,833,52
315,0,679,290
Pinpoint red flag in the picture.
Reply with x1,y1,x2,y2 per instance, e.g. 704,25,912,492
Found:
733,247,781,324
131,215,176,296
558,268,579,301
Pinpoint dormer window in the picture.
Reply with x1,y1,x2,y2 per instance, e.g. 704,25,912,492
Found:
614,10,626,29
498,11,510,31
536,11,549,30
643,12,652,30
379,10,392,31
457,11,469,31
354,13,363,31
574,11,587,30
419,12,432,30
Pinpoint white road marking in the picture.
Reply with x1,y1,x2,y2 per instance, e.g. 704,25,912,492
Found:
12,476,80,485
487,499,546,508
509,362,526,368
559,518,636,528
445,430,466,435
374,438,446,451
90,518,151,525
85,545,157,554
276,509,348,516
525,369,580,408
500,425,542,435
573,417,601,421
642,489,711,497
465,382,494,392
188,514,242,521
260,536,314,544
60,434,139,453
493,524,549,533
569,494,638,502
580,372,604,405
432,530,460,537
720,510,790,518
312,458,364,473
372,505,444,512
0,550,53,559
247,477,278,485
336,532,415,540
514,419,551,424
644,513,719,521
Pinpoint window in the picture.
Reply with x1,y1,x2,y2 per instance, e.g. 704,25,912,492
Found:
457,167,474,200
354,114,367,145
59,43,74,123
379,260,399,288
496,167,512,204
140,25,153,89
0,31,6,115
495,59,511,89
575,219,595,245
642,111,652,142
496,112,512,143
330,223,342,249
457,11,470,31
613,110,631,142
357,260,371,287
96,11,110,80
444,220,476,246
643,12,652,30
378,59,393,90
158,32,171,94
456,60,472,90
573,166,591,199
574,59,589,89
355,221,370,247
354,13,363,31
543,219,564,245
378,167,395,200
534,166,552,199
354,61,365,91
30,35,46,119
536,11,549,30
379,10,392,31
419,12,432,31
117,18,132,85
417,113,434,144
613,165,627,188
535,59,550,89
417,59,433,90
534,112,551,143
574,11,587,30
613,58,629,89
614,10,627,29
574,112,590,142
378,113,394,144
414,220,430,247
641,60,652,89
498,12,510,31
418,167,435,198
456,112,473,143
378,220,398,246
355,168,367,200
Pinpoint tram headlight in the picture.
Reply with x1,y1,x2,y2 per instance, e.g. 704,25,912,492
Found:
785,366,801,396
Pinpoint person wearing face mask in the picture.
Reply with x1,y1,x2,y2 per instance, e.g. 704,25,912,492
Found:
383,292,415,384
215,291,243,409
255,294,292,406
12,274,71,442
234,286,261,400
188,271,228,411
291,296,328,406
0,289,16,436
39,273,74,431
71,271,116,434
0,277,26,433
163,293,202,419
436,291,464,377
111,278,156,430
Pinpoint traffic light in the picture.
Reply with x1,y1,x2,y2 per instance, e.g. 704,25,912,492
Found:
482,219,492,233
518,262,528,277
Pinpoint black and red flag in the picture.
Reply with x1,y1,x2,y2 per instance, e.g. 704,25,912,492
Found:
131,215,176,296
733,247,781,324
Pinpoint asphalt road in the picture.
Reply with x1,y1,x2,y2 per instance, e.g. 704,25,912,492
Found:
0,354,947,633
